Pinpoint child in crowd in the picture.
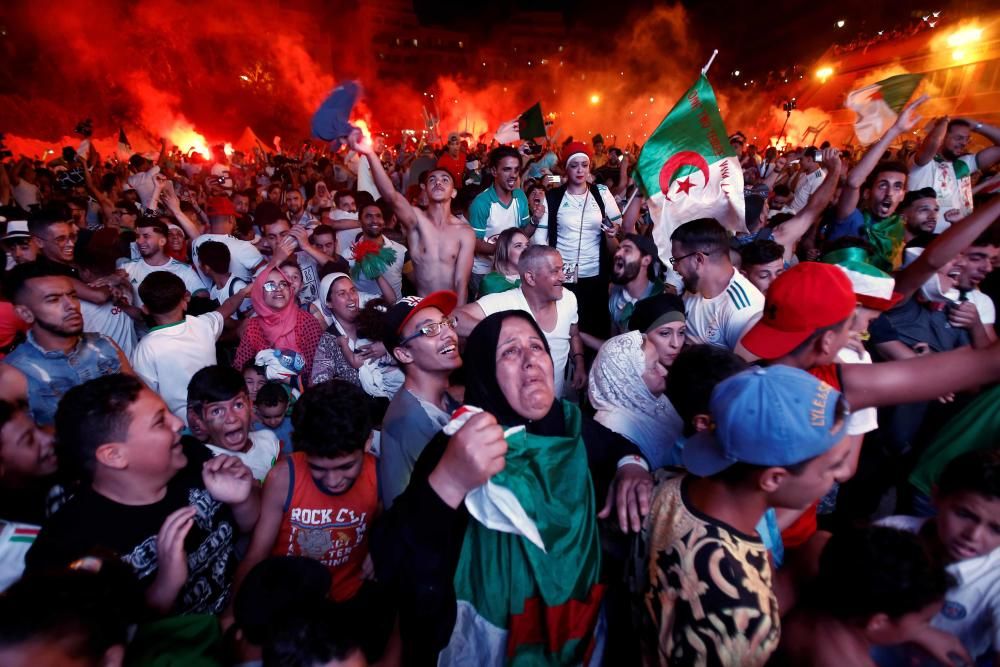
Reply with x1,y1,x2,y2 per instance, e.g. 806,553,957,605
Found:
197,240,252,321
253,382,294,454
879,449,1000,666
234,380,393,661
131,271,248,424
187,365,281,483
26,375,259,616
775,525,954,667
242,361,268,402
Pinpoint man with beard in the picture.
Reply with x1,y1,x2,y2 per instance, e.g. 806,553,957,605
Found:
378,291,462,509
119,217,206,308
899,187,940,246
955,229,1000,343
609,234,663,336
340,200,405,301
468,146,534,298
911,116,1000,229
827,96,926,271
351,131,475,304
0,263,132,426
670,219,764,351
284,188,317,230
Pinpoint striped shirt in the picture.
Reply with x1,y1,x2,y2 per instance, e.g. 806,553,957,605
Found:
683,269,764,350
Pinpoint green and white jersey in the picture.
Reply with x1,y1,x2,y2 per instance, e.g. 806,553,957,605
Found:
468,186,530,275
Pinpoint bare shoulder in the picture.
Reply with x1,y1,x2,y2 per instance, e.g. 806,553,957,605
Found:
448,216,475,237
0,363,27,401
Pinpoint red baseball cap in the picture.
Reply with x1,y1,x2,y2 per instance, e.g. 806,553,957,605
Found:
205,196,237,217
384,291,459,354
741,262,856,360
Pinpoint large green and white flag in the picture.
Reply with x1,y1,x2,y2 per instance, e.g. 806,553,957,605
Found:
635,75,745,268
846,73,923,145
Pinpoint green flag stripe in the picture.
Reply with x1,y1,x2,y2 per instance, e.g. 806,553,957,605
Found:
636,76,736,198
876,74,924,112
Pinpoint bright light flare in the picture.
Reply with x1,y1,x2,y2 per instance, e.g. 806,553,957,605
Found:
223,142,234,157
168,124,210,158
589,94,601,105
836,20,845,28
816,66,834,81
352,118,373,148
947,27,983,47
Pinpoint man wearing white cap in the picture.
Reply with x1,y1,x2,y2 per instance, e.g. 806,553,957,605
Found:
1,220,38,267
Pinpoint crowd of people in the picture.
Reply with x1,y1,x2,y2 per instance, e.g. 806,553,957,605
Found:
0,92,999,667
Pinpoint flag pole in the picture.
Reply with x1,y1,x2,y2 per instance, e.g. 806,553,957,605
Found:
701,49,719,76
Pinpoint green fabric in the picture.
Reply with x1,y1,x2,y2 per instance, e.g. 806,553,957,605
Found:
351,244,398,281
452,400,601,664
479,272,520,296
861,210,905,272
874,73,924,111
937,154,972,181
635,75,736,197
909,384,1000,496
125,614,223,667
519,102,547,140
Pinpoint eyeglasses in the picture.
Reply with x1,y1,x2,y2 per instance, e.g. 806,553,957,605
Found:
669,250,708,265
262,280,291,292
42,233,78,245
398,316,457,346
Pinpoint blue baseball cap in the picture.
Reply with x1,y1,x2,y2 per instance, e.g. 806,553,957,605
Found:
683,365,848,476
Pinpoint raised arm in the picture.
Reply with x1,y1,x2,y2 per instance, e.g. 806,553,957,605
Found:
348,130,418,231
914,117,948,168
894,195,1000,301
968,119,1000,171
161,181,202,241
773,149,842,263
837,95,928,220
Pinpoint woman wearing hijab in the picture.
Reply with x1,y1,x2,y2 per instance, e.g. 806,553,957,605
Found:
371,310,651,665
232,266,325,382
589,294,687,470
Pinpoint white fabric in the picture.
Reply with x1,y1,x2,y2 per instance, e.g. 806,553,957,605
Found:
471,194,524,275
835,347,878,435
475,287,579,397
439,600,508,667
81,299,137,358
879,515,1000,660
542,184,621,279
130,313,224,423
589,331,684,469
205,430,279,482
208,275,251,319
118,257,206,308
789,167,825,213
127,165,161,210
968,289,996,326
190,234,264,288
342,235,407,301
907,154,978,231
683,269,764,350
0,521,38,592
11,180,39,210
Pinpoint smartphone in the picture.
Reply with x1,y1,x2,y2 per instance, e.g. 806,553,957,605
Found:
814,153,823,163
545,175,561,186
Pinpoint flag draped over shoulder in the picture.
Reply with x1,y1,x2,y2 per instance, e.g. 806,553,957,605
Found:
439,402,605,666
846,74,923,146
635,76,745,268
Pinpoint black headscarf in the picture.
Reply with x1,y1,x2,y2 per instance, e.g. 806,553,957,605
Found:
463,310,566,436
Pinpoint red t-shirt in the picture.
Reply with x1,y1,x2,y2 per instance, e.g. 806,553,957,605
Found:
435,152,466,187
781,363,843,549
271,451,378,601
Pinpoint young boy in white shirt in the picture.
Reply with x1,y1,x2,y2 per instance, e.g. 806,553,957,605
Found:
197,240,252,321
187,365,280,483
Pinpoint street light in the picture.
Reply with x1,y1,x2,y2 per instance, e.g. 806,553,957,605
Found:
836,20,845,28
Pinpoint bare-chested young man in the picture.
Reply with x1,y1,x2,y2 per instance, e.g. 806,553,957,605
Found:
349,129,475,304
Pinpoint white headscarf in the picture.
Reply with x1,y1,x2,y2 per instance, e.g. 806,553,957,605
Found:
588,331,684,469
316,272,353,329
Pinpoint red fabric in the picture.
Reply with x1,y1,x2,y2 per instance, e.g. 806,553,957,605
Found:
233,310,324,383
271,452,378,602
435,152,465,186
0,302,29,359
506,584,605,659
807,363,842,391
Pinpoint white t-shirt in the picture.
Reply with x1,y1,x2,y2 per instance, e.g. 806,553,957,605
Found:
190,234,265,289
542,185,622,279
130,312,224,423
968,289,996,326
81,300,137,359
835,347,878,435
683,269,764,350
11,180,39,210
118,257,206,308
475,287,579,396
789,167,825,213
205,430,280,482
127,165,160,210
340,234,406,301
208,275,251,319
879,515,1000,660
908,155,978,232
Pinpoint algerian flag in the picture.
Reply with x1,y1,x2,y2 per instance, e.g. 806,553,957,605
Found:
518,102,546,140
846,73,923,145
636,76,746,271
117,127,132,160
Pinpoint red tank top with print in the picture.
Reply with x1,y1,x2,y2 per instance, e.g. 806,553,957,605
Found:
271,451,377,601
781,363,843,549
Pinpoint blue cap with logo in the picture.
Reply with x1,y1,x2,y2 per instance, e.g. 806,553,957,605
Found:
682,365,848,476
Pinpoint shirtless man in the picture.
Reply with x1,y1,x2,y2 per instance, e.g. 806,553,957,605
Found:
349,129,475,304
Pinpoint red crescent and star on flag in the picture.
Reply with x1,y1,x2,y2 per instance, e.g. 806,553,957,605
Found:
659,150,710,201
